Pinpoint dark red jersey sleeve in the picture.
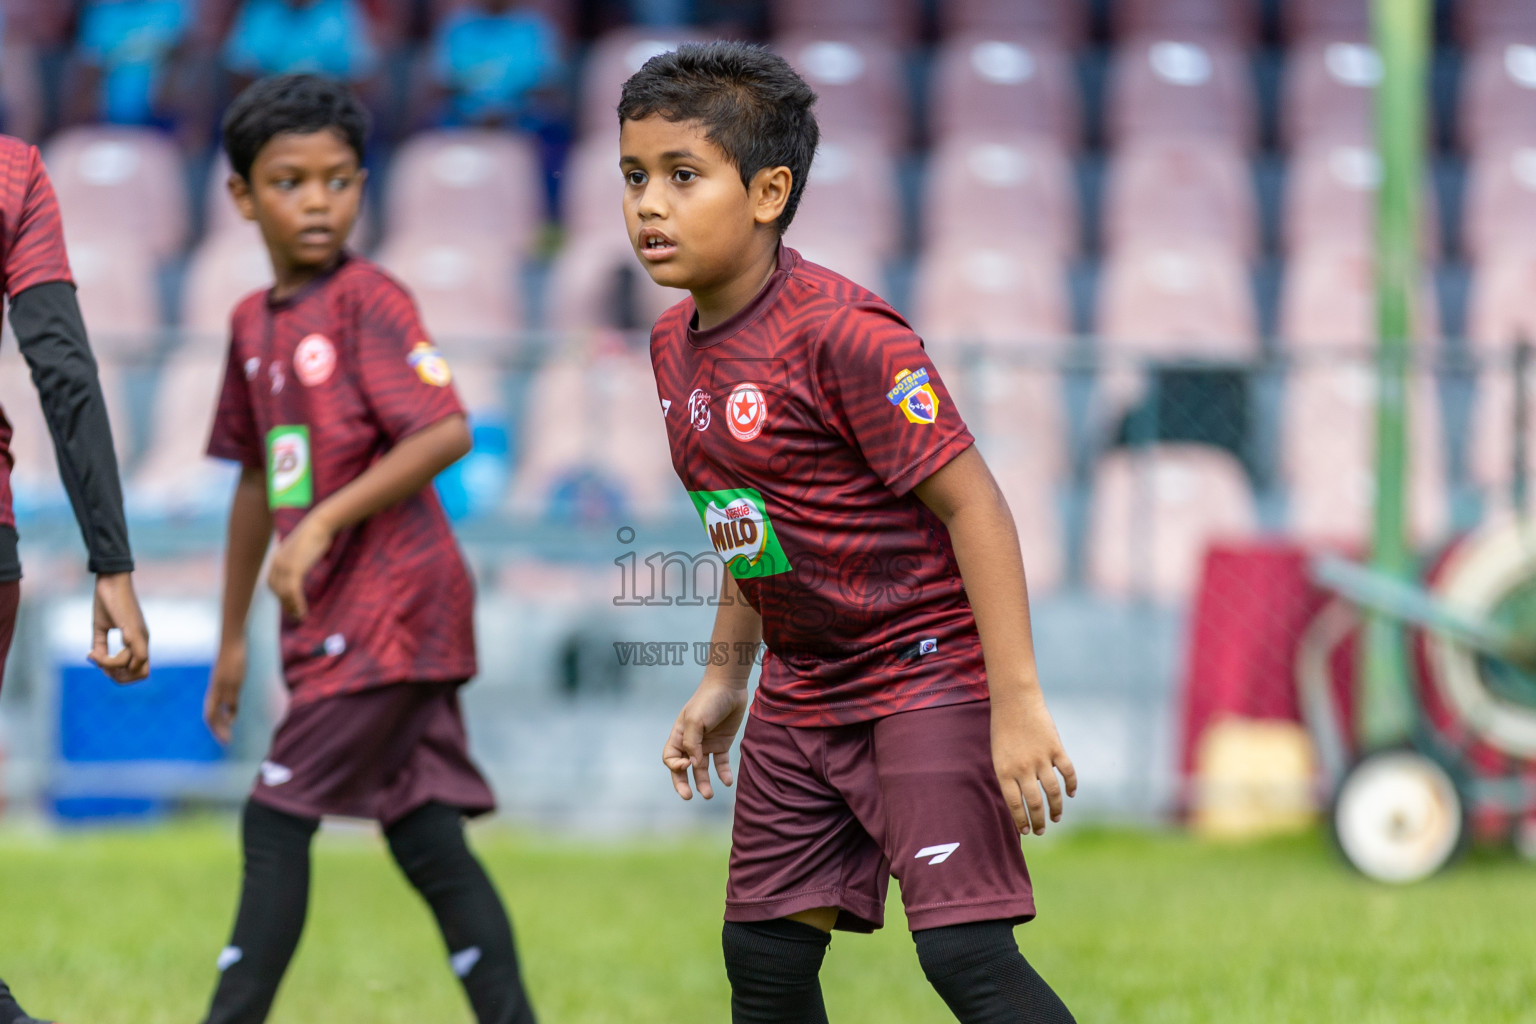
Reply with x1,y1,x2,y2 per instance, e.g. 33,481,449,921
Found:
2,142,73,298
352,279,466,442
812,302,975,496
207,334,262,468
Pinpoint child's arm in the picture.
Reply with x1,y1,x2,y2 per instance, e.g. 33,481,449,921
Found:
205,465,272,742
268,413,472,620
914,445,1078,836
662,571,762,801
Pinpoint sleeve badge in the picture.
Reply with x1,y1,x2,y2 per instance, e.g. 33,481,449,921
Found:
886,367,939,425
407,339,453,387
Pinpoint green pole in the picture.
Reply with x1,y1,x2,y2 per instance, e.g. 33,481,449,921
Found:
1360,0,1429,749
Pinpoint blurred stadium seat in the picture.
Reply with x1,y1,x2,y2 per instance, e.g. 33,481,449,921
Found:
375,235,525,346
128,351,236,517
787,240,885,294
382,129,542,255
937,0,1088,46
928,34,1081,149
911,244,1071,351
1096,243,1259,357
180,232,274,335
1087,444,1258,601
1467,249,1536,347
544,235,683,333
785,136,901,259
66,237,162,349
1457,0,1536,48
1101,139,1256,259
1282,0,1371,42
1114,0,1258,47
1463,144,1536,263
1280,366,1448,547
922,135,1078,258
1278,246,1441,350
43,126,189,259
1458,41,1536,154
777,34,907,148
579,28,704,137
1282,143,1440,257
1282,39,1381,149
1107,35,1256,151
769,0,920,41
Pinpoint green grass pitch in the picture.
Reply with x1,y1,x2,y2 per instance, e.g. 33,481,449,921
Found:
2,822,1535,1022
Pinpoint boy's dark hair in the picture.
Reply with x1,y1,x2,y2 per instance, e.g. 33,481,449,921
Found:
618,42,819,233
222,74,371,181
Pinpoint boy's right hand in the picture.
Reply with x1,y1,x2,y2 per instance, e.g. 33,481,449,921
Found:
205,640,247,744
663,678,749,801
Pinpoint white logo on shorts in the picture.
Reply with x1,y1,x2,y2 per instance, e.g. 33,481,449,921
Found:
450,946,483,978
260,760,293,787
217,946,244,971
915,842,960,865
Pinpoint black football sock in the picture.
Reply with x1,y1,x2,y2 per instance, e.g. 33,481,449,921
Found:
913,921,1076,1024
201,800,319,1024
721,919,831,1024
385,802,536,1024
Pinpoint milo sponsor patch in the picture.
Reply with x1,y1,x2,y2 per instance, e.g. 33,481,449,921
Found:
688,487,791,578
267,425,313,508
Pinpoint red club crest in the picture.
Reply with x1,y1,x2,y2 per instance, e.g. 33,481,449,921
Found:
727,382,766,441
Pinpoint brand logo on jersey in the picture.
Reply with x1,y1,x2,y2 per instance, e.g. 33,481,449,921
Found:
688,487,791,578
294,333,336,387
266,426,313,509
269,361,286,395
915,842,959,865
259,761,293,787
407,340,452,387
661,398,672,417
726,382,767,441
244,356,260,380
919,638,938,655
687,388,712,432
887,367,939,425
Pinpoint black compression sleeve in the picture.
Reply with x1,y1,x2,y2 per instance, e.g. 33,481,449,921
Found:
7,280,134,575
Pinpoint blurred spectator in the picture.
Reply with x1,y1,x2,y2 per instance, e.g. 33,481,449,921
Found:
428,0,564,129
0,0,78,140
223,0,381,85
68,0,192,127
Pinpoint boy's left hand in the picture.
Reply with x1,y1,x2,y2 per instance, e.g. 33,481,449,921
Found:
268,515,334,620
991,693,1077,836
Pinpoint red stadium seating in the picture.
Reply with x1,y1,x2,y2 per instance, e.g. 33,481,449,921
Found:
1468,359,1536,504
1114,0,1258,47
1281,366,1448,547
1282,39,1381,149
1278,246,1441,351
911,243,1072,351
1106,35,1257,151
937,0,1088,47
579,28,705,137
180,232,274,335
375,236,524,347
1466,249,1536,350
1096,243,1260,358
383,129,542,255
776,34,908,148
1458,41,1536,154
1282,143,1440,257
66,237,162,350
786,136,901,259
769,0,921,42
1087,444,1259,602
1283,0,1370,43
1457,0,1536,48
1101,139,1257,259
43,126,189,259
129,351,237,516
561,138,627,245
928,34,1081,149
922,136,1078,259
544,234,684,333
1463,145,1536,264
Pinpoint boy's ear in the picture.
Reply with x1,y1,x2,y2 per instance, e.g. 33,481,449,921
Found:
750,165,793,228
227,173,256,222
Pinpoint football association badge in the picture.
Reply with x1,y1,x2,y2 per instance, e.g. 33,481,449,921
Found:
407,340,452,387
293,333,336,387
887,367,939,424
726,382,766,441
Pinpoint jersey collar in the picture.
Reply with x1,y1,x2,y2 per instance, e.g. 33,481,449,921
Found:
686,244,798,349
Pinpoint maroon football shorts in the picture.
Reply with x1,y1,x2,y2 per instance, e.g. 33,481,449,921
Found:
0,580,18,696
725,699,1036,932
251,681,495,826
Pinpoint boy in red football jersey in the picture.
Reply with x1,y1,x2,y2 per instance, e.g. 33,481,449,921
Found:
195,75,535,1024
623,44,1079,1023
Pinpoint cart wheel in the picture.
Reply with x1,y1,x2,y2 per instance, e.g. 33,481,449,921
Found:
1331,750,1465,883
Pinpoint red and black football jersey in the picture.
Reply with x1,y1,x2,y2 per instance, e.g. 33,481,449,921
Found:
650,246,989,727
0,134,75,529
208,254,476,706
